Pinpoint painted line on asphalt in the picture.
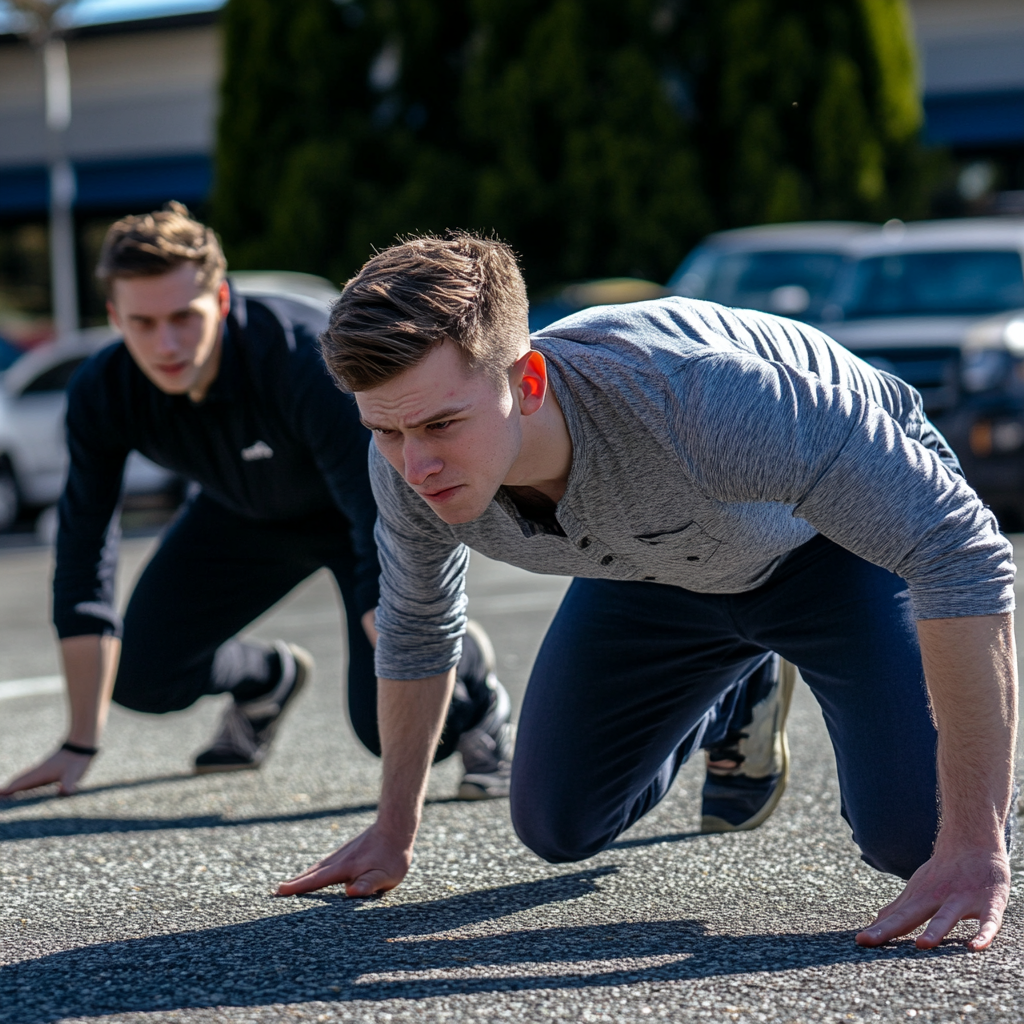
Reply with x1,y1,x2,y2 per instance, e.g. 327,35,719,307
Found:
0,675,63,701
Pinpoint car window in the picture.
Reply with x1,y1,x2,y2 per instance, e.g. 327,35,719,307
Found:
838,250,1024,319
670,250,846,319
21,357,87,394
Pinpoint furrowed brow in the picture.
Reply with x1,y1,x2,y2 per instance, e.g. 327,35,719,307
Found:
361,405,469,431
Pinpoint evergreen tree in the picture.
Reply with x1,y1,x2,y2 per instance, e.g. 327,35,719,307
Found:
212,0,927,290
688,0,926,227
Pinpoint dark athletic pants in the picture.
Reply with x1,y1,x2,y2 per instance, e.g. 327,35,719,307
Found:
510,535,943,880
112,494,484,760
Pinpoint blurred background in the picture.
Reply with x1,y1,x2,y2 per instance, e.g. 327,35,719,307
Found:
1,0,1024,534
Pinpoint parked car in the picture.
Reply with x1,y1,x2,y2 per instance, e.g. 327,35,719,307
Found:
821,218,1024,528
667,221,878,322
0,270,342,535
0,328,179,533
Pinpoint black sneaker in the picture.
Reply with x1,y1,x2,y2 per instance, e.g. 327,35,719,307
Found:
456,621,514,800
194,642,313,774
700,659,796,833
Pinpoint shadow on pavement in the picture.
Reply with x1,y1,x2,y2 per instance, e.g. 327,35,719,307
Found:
0,866,967,1023
0,797,466,842
0,772,199,809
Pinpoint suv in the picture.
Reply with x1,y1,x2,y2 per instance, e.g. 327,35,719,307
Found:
822,219,1024,527
668,222,878,321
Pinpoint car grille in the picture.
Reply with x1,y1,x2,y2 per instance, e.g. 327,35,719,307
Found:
851,346,961,414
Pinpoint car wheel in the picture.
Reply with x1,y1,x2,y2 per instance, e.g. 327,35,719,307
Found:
0,465,18,533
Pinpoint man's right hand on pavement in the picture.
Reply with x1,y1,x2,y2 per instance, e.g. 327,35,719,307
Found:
276,822,412,897
0,747,94,798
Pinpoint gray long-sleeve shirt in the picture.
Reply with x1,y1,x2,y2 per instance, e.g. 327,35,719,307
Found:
370,297,1015,680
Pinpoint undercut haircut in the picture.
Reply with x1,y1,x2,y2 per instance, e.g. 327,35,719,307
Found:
320,231,529,393
96,201,227,296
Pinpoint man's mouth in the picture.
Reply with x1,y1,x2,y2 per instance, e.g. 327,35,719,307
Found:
157,361,189,376
420,485,463,503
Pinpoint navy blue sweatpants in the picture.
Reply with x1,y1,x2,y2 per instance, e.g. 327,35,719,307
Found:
112,493,484,761
510,535,940,880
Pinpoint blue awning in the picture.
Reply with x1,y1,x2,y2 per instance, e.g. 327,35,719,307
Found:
0,153,212,216
924,90,1024,147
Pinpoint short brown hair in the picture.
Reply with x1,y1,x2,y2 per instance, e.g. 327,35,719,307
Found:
96,201,227,296
320,232,529,392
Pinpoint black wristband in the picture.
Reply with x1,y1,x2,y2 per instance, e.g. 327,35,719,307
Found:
61,741,98,757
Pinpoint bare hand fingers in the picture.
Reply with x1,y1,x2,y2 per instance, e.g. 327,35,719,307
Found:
856,897,939,947
966,906,1005,952
346,869,398,898
0,764,62,796
915,902,970,949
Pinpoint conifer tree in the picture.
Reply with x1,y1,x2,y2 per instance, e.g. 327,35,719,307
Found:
212,0,926,290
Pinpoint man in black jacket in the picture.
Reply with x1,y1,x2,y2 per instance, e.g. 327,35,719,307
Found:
0,204,511,799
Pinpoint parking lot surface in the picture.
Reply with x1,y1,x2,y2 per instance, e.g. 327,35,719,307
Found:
0,534,1022,1023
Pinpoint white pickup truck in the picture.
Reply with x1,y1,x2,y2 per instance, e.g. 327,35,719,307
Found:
672,218,1024,529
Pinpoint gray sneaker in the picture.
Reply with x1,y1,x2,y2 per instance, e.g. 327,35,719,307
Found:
700,658,796,832
457,622,514,800
194,642,313,774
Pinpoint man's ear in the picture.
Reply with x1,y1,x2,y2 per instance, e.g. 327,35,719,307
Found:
106,299,122,332
217,278,231,319
514,349,548,416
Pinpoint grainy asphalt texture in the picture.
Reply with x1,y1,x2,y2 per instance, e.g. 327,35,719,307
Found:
0,532,1022,1024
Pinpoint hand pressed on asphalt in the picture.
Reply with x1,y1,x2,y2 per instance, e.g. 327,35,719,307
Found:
0,747,94,797
276,822,412,897
856,842,1011,951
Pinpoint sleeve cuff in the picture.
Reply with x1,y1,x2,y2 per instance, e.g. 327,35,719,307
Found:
54,601,123,640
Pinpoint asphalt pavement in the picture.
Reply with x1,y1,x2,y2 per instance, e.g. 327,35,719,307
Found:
0,532,1022,1024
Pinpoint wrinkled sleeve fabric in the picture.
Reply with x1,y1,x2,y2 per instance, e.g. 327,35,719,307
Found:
290,327,381,617
368,443,470,680
53,356,129,638
667,352,1014,619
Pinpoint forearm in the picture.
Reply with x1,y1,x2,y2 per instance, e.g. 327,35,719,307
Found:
917,614,1017,846
375,671,456,846
60,635,121,747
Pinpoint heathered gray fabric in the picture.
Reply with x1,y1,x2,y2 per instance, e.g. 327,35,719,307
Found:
371,297,1015,680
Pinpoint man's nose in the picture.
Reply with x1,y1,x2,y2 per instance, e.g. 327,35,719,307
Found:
154,322,178,354
403,440,442,486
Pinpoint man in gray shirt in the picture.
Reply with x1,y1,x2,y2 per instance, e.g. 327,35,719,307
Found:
278,233,1017,952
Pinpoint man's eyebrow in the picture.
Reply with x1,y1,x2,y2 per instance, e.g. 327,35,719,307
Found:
360,405,469,431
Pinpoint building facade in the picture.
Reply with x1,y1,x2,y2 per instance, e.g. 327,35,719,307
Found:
0,11,219,340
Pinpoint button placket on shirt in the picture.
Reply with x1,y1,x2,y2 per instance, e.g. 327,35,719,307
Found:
557,505,618,570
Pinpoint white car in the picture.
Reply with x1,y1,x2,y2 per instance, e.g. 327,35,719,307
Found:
668,221,879,321
0,329,176,533
0,270,341,534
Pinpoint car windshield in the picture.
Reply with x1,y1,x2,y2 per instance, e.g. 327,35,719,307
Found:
670,250,846,319
838,250,1024,318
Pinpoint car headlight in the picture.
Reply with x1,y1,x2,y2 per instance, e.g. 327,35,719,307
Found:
1005,319,1024,356
962,349,1011,392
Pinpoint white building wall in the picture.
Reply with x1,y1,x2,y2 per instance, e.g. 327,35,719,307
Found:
0,23,219,166
910,0,1024,95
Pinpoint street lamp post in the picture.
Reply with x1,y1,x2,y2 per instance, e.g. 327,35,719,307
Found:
8,0,79,340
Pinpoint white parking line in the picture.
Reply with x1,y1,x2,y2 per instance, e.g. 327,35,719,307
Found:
0,675,63,701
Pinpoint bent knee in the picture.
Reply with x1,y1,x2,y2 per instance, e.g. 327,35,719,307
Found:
112,668,198,715
510,792,613,864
